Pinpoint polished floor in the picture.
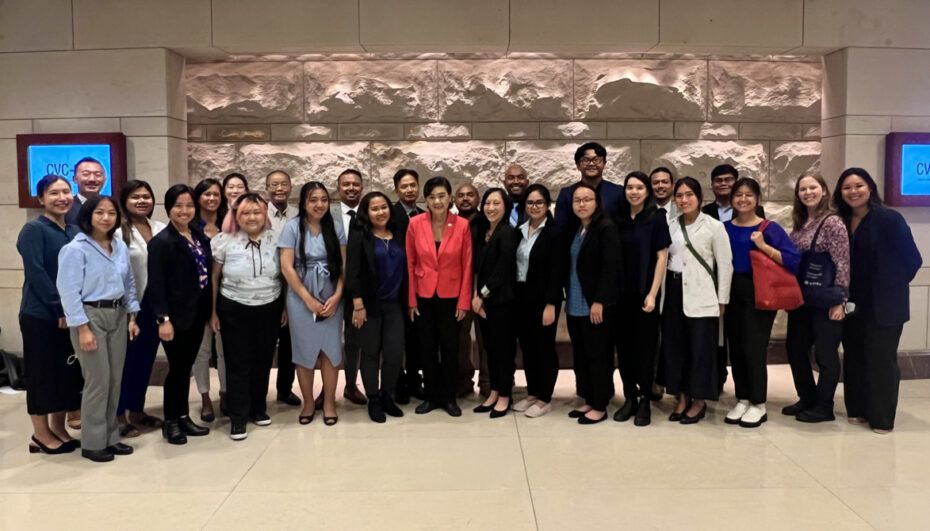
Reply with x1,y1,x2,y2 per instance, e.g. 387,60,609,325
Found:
1,364,928,530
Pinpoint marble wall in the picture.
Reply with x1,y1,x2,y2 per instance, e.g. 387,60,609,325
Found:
187,56,822,220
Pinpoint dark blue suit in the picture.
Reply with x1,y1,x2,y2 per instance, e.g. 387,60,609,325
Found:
553,179,626,236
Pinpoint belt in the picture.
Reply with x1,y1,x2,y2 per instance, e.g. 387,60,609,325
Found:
84,299,122,309
668,271,683,280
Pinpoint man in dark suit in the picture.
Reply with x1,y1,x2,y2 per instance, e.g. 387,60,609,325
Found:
554,142,626,236
65,157,107,225
390,169,425,403
453,183,489,397
503,164,529,227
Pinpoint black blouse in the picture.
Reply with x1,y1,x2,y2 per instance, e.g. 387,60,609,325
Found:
616,209,672,296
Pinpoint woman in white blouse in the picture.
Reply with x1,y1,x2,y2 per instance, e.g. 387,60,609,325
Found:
114,180,167,438
210,193,284,441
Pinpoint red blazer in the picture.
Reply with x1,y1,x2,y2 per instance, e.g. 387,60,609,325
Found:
406,212,473,311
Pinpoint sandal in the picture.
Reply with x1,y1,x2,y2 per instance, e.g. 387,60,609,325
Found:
323,416,338,426
298,413,315,425
120,423,141,438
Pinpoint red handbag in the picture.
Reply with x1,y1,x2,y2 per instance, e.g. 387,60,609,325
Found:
750,221,804,311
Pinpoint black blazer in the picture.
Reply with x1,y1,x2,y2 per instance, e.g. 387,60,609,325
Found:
345,227,404,317
563,219,622,306
391,201,423,309
473,223,519,308
518,219,564,307
849,207,922,327
145,223,213,331
702,201,765,220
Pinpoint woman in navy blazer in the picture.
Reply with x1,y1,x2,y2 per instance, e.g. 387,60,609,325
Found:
406,176,473,417
834,167,922,433
147,184,213,444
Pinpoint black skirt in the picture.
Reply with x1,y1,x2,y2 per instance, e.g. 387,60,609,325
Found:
19,314,83,415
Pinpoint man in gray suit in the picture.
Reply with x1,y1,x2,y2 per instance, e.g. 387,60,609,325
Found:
65,157,107,225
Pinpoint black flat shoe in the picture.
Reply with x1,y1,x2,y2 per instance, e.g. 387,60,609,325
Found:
81,448,114,463
298,413,315,425
568,409,588,419
162,420,187,445
473,402,495,414
679,403,707,425
277,392,302,407
107,442,133,456
415,400,440,414
489,398,511,419
380,395,404,418
59,439,81,452
668,411,683,422
368,399,386,423
613,398,638,422
29,436,73,455
442,401,462,417
634,399,651,427
178,416,210,437
781,401,809,416
578,412,608,425
796,409,836,423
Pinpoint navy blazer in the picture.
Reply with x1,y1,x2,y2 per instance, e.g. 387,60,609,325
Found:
145,223,213,331
848,207,922,327
563,219,622,306
553,179,626,237
391,201,423,310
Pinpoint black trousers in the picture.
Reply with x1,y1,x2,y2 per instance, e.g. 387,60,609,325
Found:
275,324,296,396
358,300,405,397
662,275,719,400
397,305,423,392
615,292,660,401
20,314,83,415
343,316,362,386
478,302,517,397
786,304,842,412
218,295,282,424
417,296,462,402
566,309,614,411
118,297,160,415
162,319,207,421
842,310,903,430
515,284,559,402
726,274,776,405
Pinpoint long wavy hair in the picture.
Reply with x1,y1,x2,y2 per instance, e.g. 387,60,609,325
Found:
791,174,834,229
471,187,512,240
296,181,342,281
193,178,224,229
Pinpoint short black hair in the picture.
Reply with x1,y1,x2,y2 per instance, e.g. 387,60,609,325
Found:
649,166,675,182
222,172,249,194
164,184,195,215
711,164,738,181
338,168,363,184
731,177,762,203
392,168,420,188
73,156,104,176
77,195,121,239
574,142,607,164
36,174,70,196
674,176,703,204
265,169,292,183
571,183,606,226
423,176,452,198
119,179,155,219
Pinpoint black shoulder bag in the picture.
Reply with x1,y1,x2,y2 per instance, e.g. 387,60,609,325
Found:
797,215,846,308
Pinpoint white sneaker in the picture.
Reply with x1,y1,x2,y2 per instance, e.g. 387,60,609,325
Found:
512,398,534,412
739,404,768,428
725,400,751,424
524,402,552,418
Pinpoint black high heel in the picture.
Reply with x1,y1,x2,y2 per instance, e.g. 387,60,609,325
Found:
680,403,707,424
669,399,691,422
473,401,495,414
323,416,338,426
298,412,315,425
489,397,511,419
29,435,74,455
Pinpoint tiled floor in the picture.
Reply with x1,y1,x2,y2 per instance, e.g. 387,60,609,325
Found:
1,365,929,530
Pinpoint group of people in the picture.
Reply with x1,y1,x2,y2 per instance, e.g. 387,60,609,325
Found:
17,142,921,463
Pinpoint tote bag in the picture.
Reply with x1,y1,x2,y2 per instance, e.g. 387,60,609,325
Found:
750,221,803,311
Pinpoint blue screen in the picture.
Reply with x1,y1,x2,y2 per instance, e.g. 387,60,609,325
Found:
27,144,113,197
901,144,930,196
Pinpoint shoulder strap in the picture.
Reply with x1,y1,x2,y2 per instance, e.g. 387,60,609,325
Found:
678,217,718,290
809,214,834,250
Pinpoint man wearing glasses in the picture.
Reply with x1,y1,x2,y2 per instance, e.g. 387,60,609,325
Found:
702,164,765,221
65,157,107,225
553,142,626,235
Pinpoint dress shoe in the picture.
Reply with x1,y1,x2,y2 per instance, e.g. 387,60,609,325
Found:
277,392,302,407
738,404,767,428
668,399,690,422
344,385,368,406
725,400,750,425
796,409,835,423
162,420,187,445
178,416,210,437
781,400,809,416
524,402,552,418
106,442,133,456
28,435,75,455
633,399,651,427
60,438,81,452
613,397,638,422
250,413,272,426
512,398,534,412
381,394,404,418
473,402,495,414
415,400,440,414
230,422,248,440
81,448,114,463
578,412,608,425
679,403,707,425
368,398,386,423
442,401,462,417
568,409,588,419
489,398,511,419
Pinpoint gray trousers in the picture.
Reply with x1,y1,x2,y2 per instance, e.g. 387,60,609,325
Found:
70,306,127,451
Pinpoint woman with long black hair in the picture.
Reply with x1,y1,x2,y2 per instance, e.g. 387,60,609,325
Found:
279,181,346,426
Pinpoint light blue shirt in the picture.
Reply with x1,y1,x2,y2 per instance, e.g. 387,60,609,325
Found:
57,232,140,327
516,218,546,282
567,229,590,317
716,202,733,222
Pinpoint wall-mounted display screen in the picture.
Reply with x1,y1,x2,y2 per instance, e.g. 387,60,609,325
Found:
899,143,930,196
16,133,126,208
885,133,930,207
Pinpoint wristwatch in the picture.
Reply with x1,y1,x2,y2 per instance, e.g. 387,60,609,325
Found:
156,315,171,325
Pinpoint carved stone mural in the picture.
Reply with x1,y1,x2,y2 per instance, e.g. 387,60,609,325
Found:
187,62,302,123
505,141,639,194
370,141,506,193
641,140,768,192
710,61,822,123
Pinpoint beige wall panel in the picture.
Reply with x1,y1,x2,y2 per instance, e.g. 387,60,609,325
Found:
359,0,508,52
0,120,32,139
656,0,802,53
844,48,930,118
121,117,187,139
901,287,929,351
803,0,930,50
0,288,24,352
509,0,658,53
0,206,31,270
0,49,175,120
33,118,121,134
212,0,362,53
72,0,211,49
821,49,848,120
0,140,19,206
0,0,72,52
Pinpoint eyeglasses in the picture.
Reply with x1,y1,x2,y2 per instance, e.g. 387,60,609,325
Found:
525,200,547,208
572,197,596,205
579,157,604,166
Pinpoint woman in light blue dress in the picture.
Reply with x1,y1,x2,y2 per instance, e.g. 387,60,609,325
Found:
279,182,346,426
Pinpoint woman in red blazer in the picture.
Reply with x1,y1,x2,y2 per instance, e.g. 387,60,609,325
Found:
406,176,473,417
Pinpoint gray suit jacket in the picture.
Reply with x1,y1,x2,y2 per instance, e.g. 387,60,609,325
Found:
330,202,358,234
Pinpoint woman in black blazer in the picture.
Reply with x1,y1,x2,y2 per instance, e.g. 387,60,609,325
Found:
471,188,520,418
564,183,622,424
834,167,922,434
346,191,407,423
147,184,213,444
512,184,564,418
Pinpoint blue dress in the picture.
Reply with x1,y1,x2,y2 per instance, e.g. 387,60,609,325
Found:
278,218,346,369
